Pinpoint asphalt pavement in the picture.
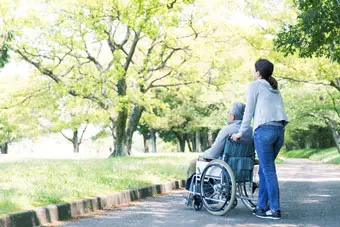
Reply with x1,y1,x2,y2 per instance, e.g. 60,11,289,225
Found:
61,158,340,227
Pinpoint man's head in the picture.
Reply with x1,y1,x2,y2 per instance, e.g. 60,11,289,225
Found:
227,102,246,122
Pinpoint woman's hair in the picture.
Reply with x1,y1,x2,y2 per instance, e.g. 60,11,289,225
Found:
255,59,278,90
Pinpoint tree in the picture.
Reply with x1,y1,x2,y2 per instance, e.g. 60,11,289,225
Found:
274,0,340,92
0,32,12,69
46,96,108,153
0,105,41,154
0,117,18,154
283,84,340,152
144,84,226,152
275,0,340,63
136,122,156,153
0,1,13,69
4,0,200,156
4,0,338,156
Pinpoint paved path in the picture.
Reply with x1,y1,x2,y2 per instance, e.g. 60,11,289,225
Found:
62,159,340,227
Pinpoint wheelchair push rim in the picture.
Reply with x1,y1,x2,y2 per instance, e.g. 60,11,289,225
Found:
200,159,236,216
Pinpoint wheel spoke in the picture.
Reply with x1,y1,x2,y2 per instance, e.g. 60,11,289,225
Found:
200,160,236,215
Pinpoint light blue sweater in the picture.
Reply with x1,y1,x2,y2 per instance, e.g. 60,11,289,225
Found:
238,79,289,136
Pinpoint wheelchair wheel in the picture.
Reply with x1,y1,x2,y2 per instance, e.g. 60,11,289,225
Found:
239,162,259,210
231,198,238,209
200,159,236,216
193,195,203,211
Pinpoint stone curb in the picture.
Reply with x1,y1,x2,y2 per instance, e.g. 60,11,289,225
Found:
0,179,186,227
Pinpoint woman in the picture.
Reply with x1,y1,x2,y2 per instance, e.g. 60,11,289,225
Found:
232,59,288,220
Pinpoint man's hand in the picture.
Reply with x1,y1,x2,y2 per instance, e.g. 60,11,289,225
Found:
231,133,242,141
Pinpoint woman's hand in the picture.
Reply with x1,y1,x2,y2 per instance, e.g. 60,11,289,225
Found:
231,133,242,141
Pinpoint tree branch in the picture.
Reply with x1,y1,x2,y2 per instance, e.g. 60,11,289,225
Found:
147,81,199,90
277,76,331,86
188,14,199,40
138,38,163,75
1,86,50,109
55,48,73,69
78,122,88,144
124,30,141,72
60,130,73,143
330,78,340,92
16,49,62,83
83,41,103,71
326,88,340,118
145,71,173,92
16,49,108,110
69,90,108,110
167,0,177,9
150,46,187,72
117,26,130,48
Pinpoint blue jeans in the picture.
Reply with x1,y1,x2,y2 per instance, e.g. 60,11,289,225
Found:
254,125,284,211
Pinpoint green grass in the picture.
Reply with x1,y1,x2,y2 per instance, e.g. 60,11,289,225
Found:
0,154,199,216
281,148,321,158
282,147,340,164
275,157,284,164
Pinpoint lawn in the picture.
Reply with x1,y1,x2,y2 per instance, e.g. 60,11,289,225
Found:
282,147,340,164
0,154,199,216
0,151,288,216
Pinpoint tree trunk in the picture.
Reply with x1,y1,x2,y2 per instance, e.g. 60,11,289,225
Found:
207,129,213,147
109,122,116,156
111,64,129,157
192,133,196,153
325,119,340,153
112,108,128,157
150,128,157,153
330,77,340,93
187,138,192,152
125,105,145,156
143,133,150,153
304,136,312,149
0,142,8,154
200,132,208,151
178,139,185,152
174,132,186,152
195,130,201,153
72,130,80,153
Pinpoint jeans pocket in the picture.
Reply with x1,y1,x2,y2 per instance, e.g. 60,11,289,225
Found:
255,127,276,144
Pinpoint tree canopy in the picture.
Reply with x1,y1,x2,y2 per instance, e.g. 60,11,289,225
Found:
0,0,338,155
275,0,340,63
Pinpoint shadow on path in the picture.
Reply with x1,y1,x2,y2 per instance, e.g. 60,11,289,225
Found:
63,159,340,227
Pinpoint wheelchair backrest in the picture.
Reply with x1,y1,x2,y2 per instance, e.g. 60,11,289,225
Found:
222,137,255,160
222,137,255,183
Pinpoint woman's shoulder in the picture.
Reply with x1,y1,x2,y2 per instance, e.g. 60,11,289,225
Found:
247,80,262,90
248,80,263,86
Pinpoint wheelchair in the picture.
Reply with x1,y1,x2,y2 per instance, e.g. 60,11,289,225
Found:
186,137,259,216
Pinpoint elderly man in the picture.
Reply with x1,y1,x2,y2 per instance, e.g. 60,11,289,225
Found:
203,102,253,159
185,102,253,204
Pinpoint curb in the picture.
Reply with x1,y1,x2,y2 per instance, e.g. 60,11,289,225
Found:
0,179,186,227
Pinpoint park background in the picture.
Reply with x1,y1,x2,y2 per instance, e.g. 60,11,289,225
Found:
0,0,339,218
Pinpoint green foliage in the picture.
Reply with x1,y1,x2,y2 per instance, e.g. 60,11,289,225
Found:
1,0,339,155
0,116,18,145
284,125,335,151
275,0,340,62
0,32,13,68
282,83,339,150
283,147,340,164
283,148,322,158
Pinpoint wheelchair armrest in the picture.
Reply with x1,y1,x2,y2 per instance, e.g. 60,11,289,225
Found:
197,155,214,162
